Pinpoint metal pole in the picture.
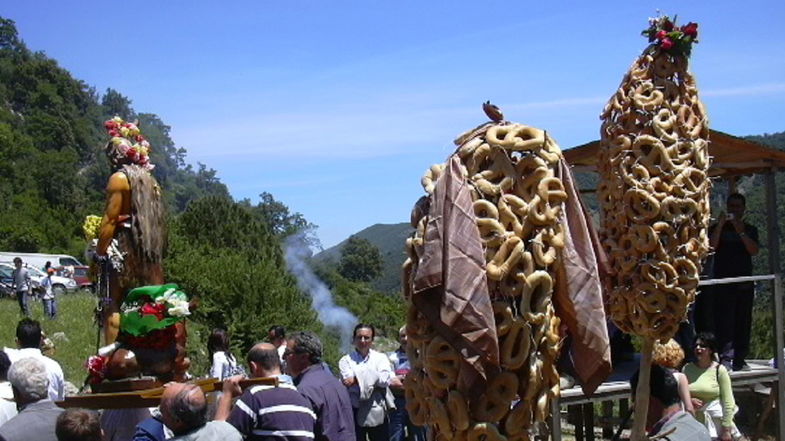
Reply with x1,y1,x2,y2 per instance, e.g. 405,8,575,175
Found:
774,275,785,441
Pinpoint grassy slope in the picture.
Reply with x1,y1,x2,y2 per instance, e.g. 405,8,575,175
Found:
0,293,98,386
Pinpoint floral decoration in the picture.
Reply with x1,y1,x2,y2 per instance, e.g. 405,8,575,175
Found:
86,355,108,384
120,284,190,340
104,116,154,170
83,215,102,242
641,14,699,58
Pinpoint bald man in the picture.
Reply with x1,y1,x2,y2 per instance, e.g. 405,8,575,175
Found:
159,383,241,441
216,343,316,441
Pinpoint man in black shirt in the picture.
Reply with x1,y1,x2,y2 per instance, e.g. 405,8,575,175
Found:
708,193,759,371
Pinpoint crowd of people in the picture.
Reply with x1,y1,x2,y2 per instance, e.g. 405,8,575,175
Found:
638,333,745,440
0,192,767,441
0,320,427,441
9,257,58,319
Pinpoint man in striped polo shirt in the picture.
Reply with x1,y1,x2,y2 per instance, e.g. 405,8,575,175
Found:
216,343,316,441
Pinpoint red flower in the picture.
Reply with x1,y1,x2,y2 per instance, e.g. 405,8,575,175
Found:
108,129,120,137
681,22,698,37
656,30,667,41
127,149,141,162
140,302,167,320
661,38,674,50
104,120,119,130
662,19,674,31
135,134,146,142
86,355,107,383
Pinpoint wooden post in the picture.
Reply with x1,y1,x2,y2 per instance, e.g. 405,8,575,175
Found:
550,395,562,441
583,403,595,441
630,338,654,441
728,175,738,194
601,401,614,439
774,275,785,441
765,170,780,275
765,170,784,441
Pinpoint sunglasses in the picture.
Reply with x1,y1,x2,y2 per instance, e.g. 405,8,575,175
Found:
694,342,708,349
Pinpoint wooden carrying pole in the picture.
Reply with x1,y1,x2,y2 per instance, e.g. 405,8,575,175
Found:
629,338,654,441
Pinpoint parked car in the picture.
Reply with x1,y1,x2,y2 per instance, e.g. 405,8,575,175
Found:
0,264,40,296
55,265,93,293
0,262,77,296
0,271,14,298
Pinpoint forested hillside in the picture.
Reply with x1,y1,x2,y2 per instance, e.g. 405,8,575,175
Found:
0,18,228,257
316,223,414,293
0,16,405,371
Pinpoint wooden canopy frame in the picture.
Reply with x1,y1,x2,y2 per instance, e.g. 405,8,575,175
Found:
564,129,785,178
562,129,785,439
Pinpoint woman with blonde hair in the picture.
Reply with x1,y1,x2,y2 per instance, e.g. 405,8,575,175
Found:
653,338,695,415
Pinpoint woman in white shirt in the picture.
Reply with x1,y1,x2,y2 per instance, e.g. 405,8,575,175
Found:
207,328,242,380
339,324,394,441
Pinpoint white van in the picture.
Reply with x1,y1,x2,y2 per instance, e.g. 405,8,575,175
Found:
0,252,84,270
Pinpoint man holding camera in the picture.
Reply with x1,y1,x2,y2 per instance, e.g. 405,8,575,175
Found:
708,193,759,371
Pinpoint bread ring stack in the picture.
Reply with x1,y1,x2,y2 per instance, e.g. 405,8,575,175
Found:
403,114,566,440
598,46,710,341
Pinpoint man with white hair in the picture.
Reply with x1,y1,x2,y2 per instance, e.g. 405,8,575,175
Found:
0,357,64,441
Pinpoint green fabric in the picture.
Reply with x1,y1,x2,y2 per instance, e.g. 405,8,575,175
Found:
124,284,181,304
683,362,735,427
120,284,189,336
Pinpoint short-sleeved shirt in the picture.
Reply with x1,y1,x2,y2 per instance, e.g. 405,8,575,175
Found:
649,410,710,441
11,267,31,292
710,222,758,277
5,349,65,401
227,376,316,441
295,364,356,441
170,421,242,441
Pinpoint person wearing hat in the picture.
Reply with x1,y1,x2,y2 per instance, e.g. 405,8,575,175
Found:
40,267,57,319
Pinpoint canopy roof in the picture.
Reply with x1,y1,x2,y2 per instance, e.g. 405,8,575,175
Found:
564,130,785,178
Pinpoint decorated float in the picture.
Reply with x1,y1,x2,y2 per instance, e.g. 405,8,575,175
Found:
403,103,610,440
597,15,710,440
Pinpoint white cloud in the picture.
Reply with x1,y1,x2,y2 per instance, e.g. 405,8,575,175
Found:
173,94,609,160
703,83,785,97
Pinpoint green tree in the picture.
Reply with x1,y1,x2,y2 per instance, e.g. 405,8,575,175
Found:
101,88,136,121
164,196,322,361
339,236,383,282
241,192,320,248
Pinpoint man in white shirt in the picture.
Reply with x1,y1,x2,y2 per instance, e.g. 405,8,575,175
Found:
0,351,18,425
5,318,65,401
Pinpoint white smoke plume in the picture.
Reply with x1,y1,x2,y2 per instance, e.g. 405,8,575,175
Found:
284,233,358,349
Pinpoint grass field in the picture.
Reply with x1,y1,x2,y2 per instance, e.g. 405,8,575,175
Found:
1,292,103,386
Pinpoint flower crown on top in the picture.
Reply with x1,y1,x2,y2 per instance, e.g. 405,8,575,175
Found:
104,116,154,170
641,14,699,58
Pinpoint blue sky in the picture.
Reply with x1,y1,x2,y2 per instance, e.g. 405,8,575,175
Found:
4,1,784,248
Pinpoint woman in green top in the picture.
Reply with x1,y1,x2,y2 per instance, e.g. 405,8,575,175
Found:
682,332,737,441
